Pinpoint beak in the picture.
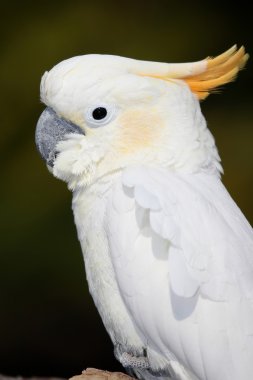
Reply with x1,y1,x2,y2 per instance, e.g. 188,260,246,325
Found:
35,107,84,167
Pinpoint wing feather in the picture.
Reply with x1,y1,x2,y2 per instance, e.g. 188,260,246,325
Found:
106,166,253,380
122,166,253,301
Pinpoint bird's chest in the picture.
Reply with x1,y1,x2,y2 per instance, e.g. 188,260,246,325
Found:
71,179,182,377
72,180,144,351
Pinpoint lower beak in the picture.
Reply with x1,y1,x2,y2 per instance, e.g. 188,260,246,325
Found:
35,107,84,167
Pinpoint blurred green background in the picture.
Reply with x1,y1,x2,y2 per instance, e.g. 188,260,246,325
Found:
0,0,252,378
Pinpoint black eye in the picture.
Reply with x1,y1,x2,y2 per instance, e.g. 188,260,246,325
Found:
85,104,116,127
92,107,107,120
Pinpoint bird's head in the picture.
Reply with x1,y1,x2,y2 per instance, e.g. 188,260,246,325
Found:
36,46,248,190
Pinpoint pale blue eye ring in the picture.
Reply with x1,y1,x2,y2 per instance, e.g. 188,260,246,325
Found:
85,103,117,127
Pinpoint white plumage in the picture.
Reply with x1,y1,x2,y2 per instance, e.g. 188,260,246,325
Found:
36,46,253,380
110,167,253,378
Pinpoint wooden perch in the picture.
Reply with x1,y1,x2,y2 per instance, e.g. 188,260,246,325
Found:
71,368,134,380
0,369,134,380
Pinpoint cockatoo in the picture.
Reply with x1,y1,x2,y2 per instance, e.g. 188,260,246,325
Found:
35,46,253,380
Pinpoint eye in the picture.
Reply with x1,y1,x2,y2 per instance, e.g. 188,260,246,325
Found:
92,107,107,120
85,104,117,127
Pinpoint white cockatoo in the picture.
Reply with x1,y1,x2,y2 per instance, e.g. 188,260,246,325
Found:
35,46,253,380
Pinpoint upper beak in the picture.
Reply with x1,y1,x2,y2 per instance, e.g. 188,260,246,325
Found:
35,107,84,167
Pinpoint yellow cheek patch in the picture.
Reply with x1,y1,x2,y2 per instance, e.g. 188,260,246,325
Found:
116,108,163,154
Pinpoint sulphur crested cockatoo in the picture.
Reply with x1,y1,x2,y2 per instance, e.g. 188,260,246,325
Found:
35,46,253,380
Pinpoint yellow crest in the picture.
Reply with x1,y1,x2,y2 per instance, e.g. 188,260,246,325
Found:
184,45,249,99
132,45,249,100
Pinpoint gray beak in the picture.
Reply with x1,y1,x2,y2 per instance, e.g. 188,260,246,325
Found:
35,107,84,167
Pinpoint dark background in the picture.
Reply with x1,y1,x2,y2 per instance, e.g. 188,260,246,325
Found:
1,0,252,378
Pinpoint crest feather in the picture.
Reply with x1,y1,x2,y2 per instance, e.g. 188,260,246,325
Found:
134,45,248,100
184,45,249,99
